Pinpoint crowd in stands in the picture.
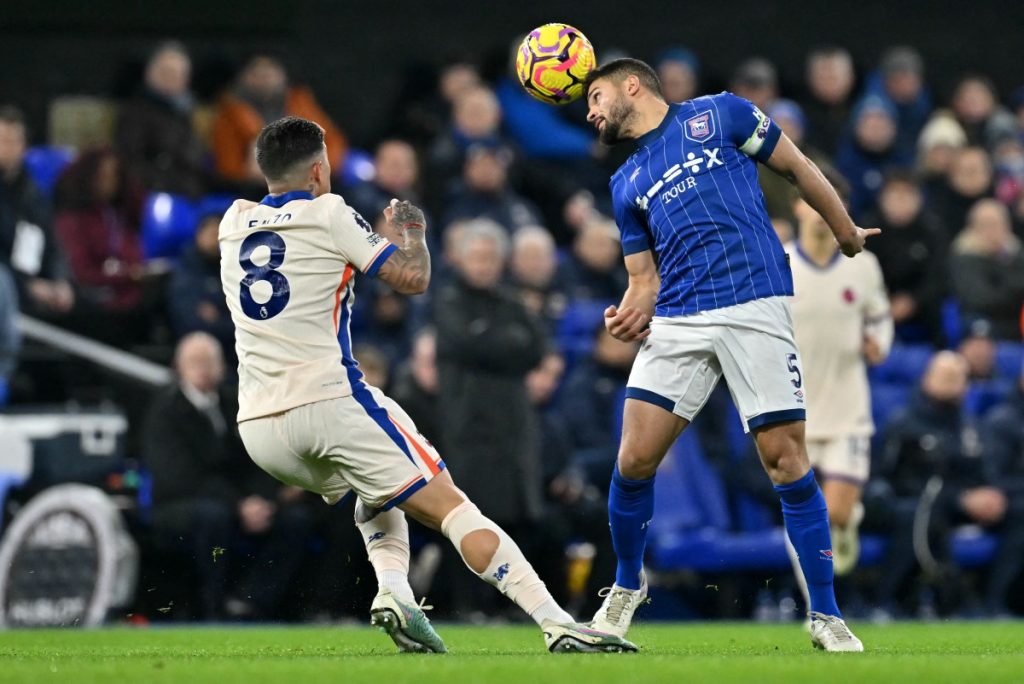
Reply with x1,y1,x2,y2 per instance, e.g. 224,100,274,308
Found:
1,38,1024,622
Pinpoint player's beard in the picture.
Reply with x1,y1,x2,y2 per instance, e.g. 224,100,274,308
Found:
598,98,637,145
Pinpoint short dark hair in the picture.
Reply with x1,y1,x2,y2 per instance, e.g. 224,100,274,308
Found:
584,58,663,100
255,116,325,181
0,105,26,130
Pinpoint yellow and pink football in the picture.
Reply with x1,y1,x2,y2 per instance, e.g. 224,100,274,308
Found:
515,23,597,105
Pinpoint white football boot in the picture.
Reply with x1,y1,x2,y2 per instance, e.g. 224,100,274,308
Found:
591,571,648,638
809,611,864,652
543,621,638,653
370,588,447,653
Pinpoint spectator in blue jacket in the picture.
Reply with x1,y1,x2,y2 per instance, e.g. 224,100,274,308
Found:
655,47,700,104
835,95,911,220
863,47,934,160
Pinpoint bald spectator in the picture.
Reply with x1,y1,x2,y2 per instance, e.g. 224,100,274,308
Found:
510,226,568,326
116,41,210,196
143,333,311,620
872,351,1008,616
804,47,857,156
950,199,1024,339
212,54,347,184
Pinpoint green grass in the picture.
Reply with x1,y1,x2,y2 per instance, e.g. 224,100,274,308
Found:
1,622,1023,684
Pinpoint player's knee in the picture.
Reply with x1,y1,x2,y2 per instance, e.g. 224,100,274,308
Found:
829,506,853,528
459,529,500,574
760,448,809,484
617,450,659,480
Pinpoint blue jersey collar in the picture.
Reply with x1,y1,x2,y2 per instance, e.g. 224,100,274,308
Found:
636,103,681,148
260,190,314,208
795,243,842,271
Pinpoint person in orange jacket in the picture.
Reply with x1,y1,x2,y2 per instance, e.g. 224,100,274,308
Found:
211,54,347,183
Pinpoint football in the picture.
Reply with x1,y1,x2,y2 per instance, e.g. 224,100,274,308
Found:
515,23,596,105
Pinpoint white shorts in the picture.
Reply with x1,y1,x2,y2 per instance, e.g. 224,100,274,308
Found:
807,435,870,486
626,296,805,432
238,385,444,510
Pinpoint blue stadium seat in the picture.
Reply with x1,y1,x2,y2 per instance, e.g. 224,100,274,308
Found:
141,193,198,259
23,145,76,195
942,298,963,347
870,382,913,433
964,380,1011,419
994,342,1024,381
555,300,614,363
869,343,934,385
338,148,375,188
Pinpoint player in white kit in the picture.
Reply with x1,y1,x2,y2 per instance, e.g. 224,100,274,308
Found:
784,175,892,588
219,116,635,654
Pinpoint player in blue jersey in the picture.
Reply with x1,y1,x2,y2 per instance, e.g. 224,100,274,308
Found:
583,59,877,651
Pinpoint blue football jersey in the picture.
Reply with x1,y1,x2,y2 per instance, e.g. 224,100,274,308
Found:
610,91,794,317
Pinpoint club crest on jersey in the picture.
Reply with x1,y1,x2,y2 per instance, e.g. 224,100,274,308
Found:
684,111,714,143
493,563,510,581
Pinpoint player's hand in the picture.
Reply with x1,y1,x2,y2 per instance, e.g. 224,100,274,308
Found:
862,335,885,365
604,304,651,342
837,226,881,258
383,199,426,237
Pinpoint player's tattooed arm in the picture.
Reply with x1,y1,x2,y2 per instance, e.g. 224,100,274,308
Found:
377,200,431,294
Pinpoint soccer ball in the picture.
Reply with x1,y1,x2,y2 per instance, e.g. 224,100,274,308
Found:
515,23,596,105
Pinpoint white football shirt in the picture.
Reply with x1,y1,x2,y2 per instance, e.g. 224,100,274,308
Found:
785,242,893,439
219,191,396,422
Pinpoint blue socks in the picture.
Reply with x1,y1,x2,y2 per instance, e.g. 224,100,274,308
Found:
608,466,655,590
775,469,841,617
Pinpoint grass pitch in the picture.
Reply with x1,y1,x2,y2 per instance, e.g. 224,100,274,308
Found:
1,621,1022,684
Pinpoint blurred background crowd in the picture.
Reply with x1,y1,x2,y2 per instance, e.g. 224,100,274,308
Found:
1,11,1024,625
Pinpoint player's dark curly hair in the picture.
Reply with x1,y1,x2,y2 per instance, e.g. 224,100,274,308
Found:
255,116,325,181
584,58,664,100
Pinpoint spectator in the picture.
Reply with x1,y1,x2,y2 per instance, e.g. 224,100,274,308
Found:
353,276,418,364
730,58,778,111
982,361,1024,615
440,142,543,233
933,146,995,241
835,95,910,219
803,46,857,157
949,75,1018,151
655,47,700,103
352,342,391,391
143,332,311,620
759,99,809,220
0,106,74,315
52,149,148,319
388,328,441,447
872,351,1008,616
865,47,933,160
427,86,506,201
916,112,968,198
510,225,569,326
949,199,1024,339
0,264,19,406
864,171,946,343
168,208,235,357
563,219,627,301
559,325,638,489
115,41,210,197
992,138,1024,211
211,54,347,184
433,219,547,616
346,139,423,224
958,319,998,382
387,59,481,146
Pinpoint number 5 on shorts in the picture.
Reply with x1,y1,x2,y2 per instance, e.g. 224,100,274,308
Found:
786,353,802,389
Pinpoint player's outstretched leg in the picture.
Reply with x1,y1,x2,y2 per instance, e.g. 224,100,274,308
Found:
356,502,447,653
754,421,863,653
594,399,685,638
400,471,636,653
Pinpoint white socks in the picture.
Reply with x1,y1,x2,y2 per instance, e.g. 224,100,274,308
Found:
356,507,415,603
441,500,573,626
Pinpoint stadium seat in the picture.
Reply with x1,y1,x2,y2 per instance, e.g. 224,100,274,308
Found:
994,342,1024,380
942,298,963,347
964,380,1011,419
870,382,913,433
555,299,614,363
141,193,198,259
869,343,934,385
338,148,375,188
23,145,76,195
